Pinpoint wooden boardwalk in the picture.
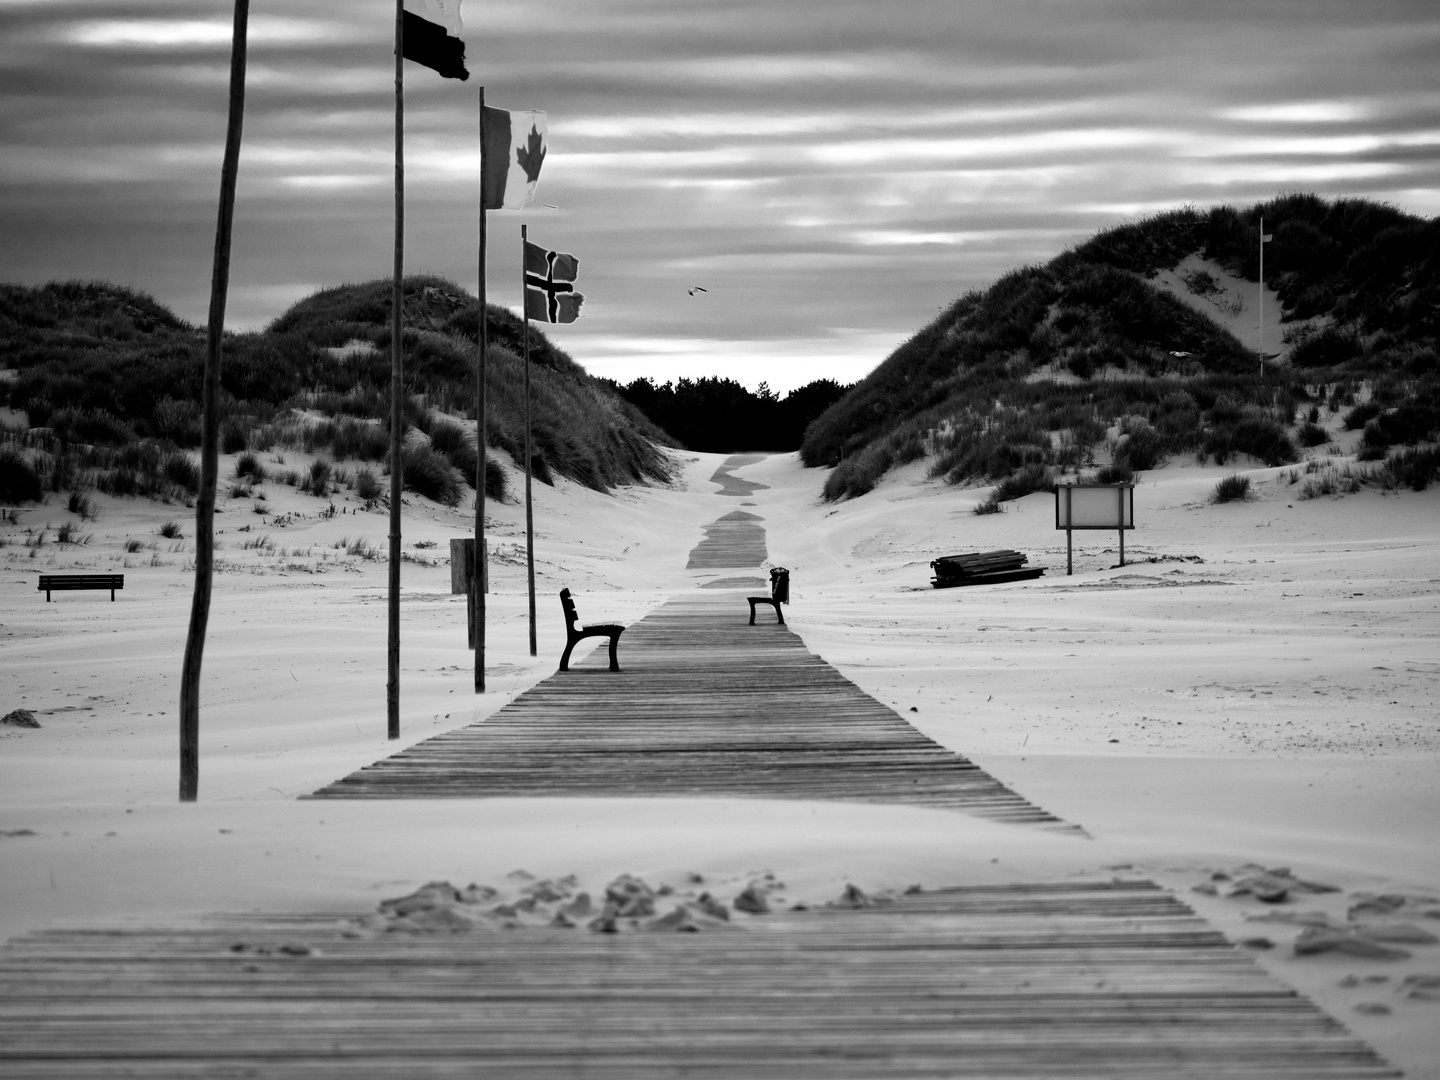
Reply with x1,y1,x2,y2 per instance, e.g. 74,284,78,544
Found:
686,509,769,569
0,880,1397,1078
310,485,1063,823
709,453,769,497
308,591,1059,824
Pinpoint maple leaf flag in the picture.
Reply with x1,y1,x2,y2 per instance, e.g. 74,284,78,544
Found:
483,107,547,209
524,239,584,324
1261,232,1273,242
402,0,468,80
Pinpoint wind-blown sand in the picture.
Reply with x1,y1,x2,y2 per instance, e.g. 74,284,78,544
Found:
2,445,1437,1075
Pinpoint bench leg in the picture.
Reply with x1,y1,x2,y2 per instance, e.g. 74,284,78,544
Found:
559,639,576,672
607,634,620,672
45,591,51,602
747,598,758,625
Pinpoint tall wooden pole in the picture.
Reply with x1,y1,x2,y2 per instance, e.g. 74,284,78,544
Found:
473,85,487,693
387,0,404,739
521,224,537,656
179,0,248,802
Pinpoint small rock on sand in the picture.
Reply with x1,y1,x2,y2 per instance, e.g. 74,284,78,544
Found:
559,892,593,919
694,893,729,921
379,881,463,917
832,884,872,909
1223,864,1339,904
733,883,770,914
1399,974,1440,1001
604,874,655,918
1294,927,1411,960
1349,892,1440,922
1,710,40,729
1353,922,1439,945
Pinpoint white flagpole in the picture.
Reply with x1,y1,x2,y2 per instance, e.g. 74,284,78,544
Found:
179,0,248,801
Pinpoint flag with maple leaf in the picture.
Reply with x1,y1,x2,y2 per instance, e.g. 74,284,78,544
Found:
524,239,584,323
483,107,547,209
401,0,468,80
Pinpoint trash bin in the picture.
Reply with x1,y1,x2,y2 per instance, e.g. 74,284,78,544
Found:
770,567,790,604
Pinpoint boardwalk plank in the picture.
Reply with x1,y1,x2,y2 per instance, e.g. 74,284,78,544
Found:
308,589,1061,824
0,882,1397,1078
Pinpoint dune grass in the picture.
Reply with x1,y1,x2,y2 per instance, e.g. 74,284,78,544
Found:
0,276,673,508
804,195,1437,501
1211,475,1252,503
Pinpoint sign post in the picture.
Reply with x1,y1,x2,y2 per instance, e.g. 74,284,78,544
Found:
1055,483,1134,575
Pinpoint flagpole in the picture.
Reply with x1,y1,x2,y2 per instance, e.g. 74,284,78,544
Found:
473,85,487,693
179,0,248,802
521,224,537,657
386,0,404,739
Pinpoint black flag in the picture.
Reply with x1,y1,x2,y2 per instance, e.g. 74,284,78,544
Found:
402,1,468,80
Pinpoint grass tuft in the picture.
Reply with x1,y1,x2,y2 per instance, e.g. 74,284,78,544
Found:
398,444,464,506
1211,474,1252,503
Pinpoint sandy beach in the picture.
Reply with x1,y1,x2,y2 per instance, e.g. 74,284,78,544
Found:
2,445,1438,1075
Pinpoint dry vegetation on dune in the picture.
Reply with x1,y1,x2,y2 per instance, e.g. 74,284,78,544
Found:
805,195,1440,503
0,276,673,514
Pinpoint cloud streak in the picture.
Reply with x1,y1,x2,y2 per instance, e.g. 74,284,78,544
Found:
1,0,1437,391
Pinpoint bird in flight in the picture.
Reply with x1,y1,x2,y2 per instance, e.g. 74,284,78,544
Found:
687,286,708,296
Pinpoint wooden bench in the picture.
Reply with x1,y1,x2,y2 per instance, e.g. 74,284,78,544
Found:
930,550,1044,589
747,567,790,625
558,588,624,672
37,573,124,601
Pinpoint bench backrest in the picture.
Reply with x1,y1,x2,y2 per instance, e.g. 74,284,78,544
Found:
559,588,579,633
38,574,124,586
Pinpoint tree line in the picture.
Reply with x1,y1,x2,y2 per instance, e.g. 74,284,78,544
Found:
607,376,852,453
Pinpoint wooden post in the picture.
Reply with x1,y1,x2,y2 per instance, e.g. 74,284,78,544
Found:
522,224,537,657
179,0,248,803
386,0,404,740
450,537,486,594
472,85,487,691
1117,485,1125,567
1065,485,1073,576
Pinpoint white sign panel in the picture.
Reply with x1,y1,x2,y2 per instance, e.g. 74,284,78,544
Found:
1055,484,1134,530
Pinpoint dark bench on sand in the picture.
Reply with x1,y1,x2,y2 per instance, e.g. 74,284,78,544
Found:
747,567,790,625
930,550,1043,589
558,588,624,672
38,573,124,601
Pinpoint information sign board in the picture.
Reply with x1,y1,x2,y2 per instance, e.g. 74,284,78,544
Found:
1054,483,1135,574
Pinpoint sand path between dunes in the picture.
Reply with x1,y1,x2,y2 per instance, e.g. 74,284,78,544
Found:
1,447,1438,1076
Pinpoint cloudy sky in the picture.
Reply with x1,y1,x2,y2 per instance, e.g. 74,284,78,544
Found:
3,1,1438,392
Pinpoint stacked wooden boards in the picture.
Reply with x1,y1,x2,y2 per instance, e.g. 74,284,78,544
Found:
308,592,1062,826
0,880,1396,1078
931,550,1046,589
